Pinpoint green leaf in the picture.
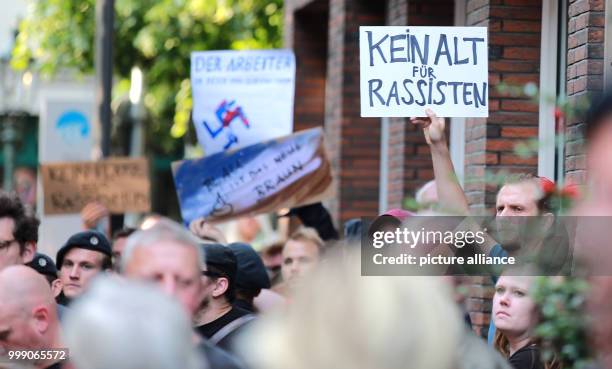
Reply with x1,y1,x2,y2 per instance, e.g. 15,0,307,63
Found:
11,0,283,157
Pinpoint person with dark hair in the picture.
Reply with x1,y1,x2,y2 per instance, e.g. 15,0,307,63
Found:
111,227,136,271
286,202,339,241
56,230,112,305
0,191,39,271
228,242,271,313
259,241,284,286
195,244,255,354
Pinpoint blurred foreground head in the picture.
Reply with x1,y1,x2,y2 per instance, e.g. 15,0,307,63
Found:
64,277,203,369
241,253,463,369
588,276,612,369
585,92,612,207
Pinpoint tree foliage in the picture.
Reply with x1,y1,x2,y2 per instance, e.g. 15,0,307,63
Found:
12,0,283,155
533,276,594,369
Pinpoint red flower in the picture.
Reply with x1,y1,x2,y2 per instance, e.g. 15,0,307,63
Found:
554,107,564,121
539,177,556,195
560,183,580,199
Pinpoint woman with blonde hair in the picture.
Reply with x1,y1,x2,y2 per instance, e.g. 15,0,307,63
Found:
240,251,511,369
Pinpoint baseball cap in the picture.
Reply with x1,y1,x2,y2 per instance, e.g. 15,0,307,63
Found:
201,244,237,283
228,243,271,290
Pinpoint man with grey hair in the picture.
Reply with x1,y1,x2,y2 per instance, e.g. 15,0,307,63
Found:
121,218,206,316
121,217,245,369
64,277,203,369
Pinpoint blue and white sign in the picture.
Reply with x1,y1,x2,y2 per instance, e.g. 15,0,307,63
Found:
56,110,90,143
173,128,333,224
41,100,94,162
191,49,296,156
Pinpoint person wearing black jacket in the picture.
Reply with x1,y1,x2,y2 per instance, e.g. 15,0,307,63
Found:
195,244,255,355
228,242,271,313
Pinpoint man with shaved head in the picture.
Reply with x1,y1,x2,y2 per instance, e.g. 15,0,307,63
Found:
0,265,64,368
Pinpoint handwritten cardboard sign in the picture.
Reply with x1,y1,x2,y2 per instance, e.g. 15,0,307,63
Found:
191,49,295,155
360,26,489,118
40,158,151,215
172,128,333,224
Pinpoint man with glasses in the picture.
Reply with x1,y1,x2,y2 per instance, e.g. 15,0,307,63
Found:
0,192,39,271
195,244,254,355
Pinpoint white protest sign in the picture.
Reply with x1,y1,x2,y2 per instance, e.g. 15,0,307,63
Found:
172,128,333,224
360,26,488,118
191,49,295,155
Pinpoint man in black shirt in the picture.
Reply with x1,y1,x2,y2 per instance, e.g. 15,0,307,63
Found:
195,244,255,354
228,242,271,313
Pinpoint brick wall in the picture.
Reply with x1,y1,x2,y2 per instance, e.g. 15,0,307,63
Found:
464,0,543,338
324,0,386,223
465,0,542,213
566,0,605,184
284,0,599,339
285,0,329,133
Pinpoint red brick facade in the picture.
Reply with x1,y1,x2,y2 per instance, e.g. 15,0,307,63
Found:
284,0,602,338
566,0,605,185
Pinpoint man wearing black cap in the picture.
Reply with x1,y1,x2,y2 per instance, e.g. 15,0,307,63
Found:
27,253,58,284
56,230,112,305
195,244,255,354
228,243,271,313
27,253,69,321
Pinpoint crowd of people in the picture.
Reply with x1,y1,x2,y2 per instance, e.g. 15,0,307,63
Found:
2,93,612,369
